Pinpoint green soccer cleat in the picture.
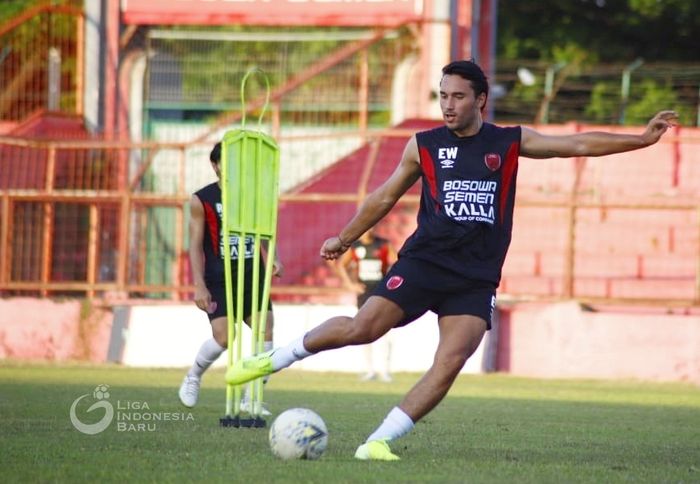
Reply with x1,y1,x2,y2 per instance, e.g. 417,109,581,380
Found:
225,350,274,385
354,439,400,461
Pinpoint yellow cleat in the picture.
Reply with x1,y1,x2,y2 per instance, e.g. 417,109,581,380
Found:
225,350,274,386
354,439,400,461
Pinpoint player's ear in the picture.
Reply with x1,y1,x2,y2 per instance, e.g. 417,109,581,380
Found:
476,92,487,110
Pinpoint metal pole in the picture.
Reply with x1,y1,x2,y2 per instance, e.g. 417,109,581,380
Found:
541,62,566,124
471,0,480,62
48,48,61,111
619,58,643,125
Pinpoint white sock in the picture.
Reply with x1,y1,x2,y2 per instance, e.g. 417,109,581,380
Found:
187,338,225,379
270,335,312,371
366,406,415,442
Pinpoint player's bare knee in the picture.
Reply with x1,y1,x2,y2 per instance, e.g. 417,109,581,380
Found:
212,330,228,348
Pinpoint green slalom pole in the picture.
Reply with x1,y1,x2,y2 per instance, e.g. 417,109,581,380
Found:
220,67,279,426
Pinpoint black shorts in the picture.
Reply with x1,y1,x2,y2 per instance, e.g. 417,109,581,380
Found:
206,278,272,322
371,257,497,330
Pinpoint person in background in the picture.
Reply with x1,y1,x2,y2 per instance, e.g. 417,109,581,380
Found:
336,229,397,382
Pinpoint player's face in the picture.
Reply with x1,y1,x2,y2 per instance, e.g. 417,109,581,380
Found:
439,74,486,136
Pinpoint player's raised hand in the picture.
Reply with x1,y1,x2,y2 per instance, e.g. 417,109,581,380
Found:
320,236,349,261
642,110,679,145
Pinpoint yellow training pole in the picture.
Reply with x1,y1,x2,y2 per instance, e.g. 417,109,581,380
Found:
220,68,279,428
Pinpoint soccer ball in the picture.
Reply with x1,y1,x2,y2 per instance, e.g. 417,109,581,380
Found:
269,408,328,460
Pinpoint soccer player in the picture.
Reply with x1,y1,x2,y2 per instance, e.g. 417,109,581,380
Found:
225,60,678,459
336,229,397,382
179,142,282,415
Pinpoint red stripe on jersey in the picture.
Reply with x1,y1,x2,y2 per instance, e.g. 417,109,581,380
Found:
499,141,520,224
202,201,220,256
419,146,439,208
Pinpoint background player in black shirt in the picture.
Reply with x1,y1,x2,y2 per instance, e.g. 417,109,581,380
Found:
226,60,678,460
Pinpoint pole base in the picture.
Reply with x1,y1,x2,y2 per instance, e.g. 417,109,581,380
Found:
219,416,267,428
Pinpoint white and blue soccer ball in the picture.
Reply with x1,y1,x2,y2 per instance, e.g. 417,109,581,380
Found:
269,408,328,460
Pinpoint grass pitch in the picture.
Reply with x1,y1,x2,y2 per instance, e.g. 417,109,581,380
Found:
1,362,698,483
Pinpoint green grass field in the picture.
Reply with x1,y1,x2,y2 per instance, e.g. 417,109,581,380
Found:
1,362,698,483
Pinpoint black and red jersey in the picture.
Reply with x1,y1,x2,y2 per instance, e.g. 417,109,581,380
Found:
399,123,521,285
194,182,262,284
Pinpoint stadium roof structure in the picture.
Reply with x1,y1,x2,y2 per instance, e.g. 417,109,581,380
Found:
121,0,423,27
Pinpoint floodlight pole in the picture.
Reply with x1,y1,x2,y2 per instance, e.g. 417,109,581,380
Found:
619,58,644,125
541,62,566,124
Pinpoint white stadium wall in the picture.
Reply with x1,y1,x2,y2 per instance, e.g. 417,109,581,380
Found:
1,298,698,384
114,304,495,374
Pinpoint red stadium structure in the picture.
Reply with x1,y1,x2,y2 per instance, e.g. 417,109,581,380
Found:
0,1,698,383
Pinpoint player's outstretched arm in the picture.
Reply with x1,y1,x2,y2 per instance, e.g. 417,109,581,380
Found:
521,110,679,159
320,136,422,261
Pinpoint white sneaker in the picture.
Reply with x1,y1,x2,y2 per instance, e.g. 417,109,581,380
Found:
178,375,200,408
240,399,272,417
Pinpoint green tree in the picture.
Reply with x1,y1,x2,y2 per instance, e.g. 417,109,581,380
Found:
498,0,700,62
585,82,618,123
626,79,694,126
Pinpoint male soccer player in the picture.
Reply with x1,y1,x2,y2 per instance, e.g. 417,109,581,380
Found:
179,142,282,416
225,60,678,459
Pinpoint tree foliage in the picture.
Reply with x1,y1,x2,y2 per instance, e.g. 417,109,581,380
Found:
498,0,700,63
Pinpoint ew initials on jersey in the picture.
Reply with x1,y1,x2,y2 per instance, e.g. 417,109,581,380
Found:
438,147,458,169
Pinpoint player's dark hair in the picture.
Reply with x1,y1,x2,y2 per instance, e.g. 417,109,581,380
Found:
210,142,221,163
442,60,489,99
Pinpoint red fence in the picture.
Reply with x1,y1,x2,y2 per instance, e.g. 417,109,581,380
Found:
1,123,699,307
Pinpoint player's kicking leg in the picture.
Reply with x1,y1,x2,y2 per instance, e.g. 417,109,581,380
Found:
225,296,401,385
354,314,486,460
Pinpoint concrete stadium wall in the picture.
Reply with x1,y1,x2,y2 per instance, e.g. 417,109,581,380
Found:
0,297,698,385
497,301,700,384
107,303,494,375
0,298,112,361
